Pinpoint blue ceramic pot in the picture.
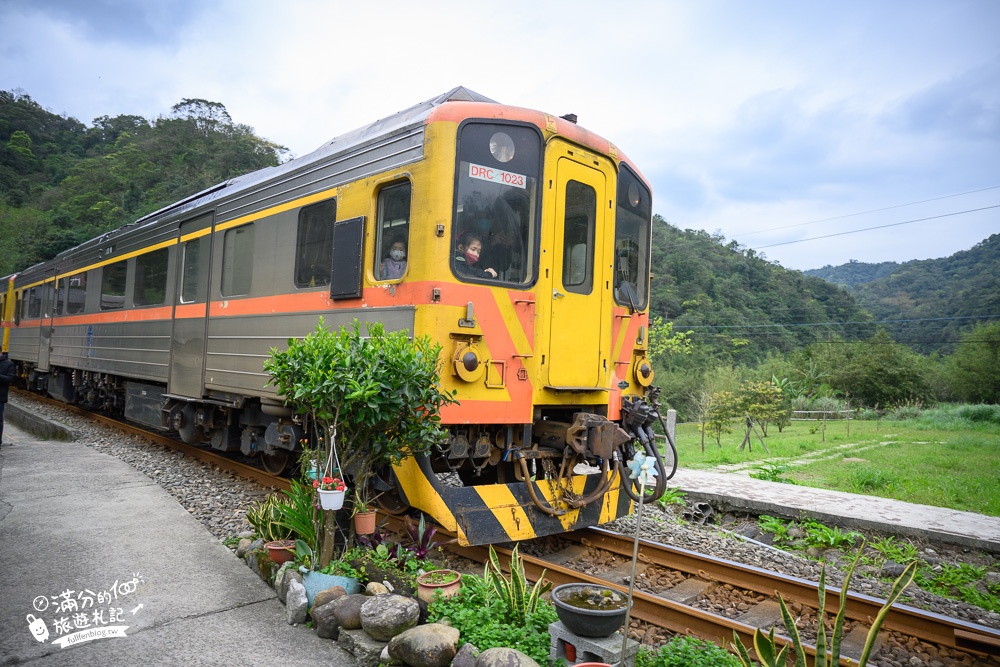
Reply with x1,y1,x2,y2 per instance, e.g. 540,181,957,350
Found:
301,571,362,607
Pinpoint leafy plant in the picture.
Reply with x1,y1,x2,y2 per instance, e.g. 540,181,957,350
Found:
656,486,687,508
246,495,292,542
483,545,552,625
869,536,919,565
637,635,740,667
401,513,456,558
757,515,789,543
320,555,363,579
731,543,917,667
849,466,894,493
274,479,318,551
426,572,557,664
749,463,796,484
802,521,859,549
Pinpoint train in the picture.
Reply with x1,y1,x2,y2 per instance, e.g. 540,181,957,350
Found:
0,87,673,546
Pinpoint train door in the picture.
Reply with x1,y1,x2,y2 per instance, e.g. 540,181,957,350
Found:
168,214,213,397
37,277,55,372
544,143,614,388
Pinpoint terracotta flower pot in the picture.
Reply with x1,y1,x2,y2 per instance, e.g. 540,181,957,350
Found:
353,510,376,535
416,569,462,603
265,539,296,565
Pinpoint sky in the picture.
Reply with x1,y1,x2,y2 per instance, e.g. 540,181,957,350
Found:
2,0,998,271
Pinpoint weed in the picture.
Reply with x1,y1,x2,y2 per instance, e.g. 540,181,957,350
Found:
656,487,687,508
749,463,796,484
222,535,242,548
802,521,859,549
848,466,894,494
869,536,919,565
637,635,739,667
757,515,790,543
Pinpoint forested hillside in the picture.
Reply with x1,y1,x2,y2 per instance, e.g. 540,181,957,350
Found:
0,90,287,275
803,236,1000,354
804,259,900,287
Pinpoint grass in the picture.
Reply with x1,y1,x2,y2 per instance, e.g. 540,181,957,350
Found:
672,409,1000,517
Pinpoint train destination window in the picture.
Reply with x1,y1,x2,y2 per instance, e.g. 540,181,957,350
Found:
134,248,169,306
613,165,652,310
221,224,254,297
452,122,540,285
67,273,87,314
295,198,336,288
100,260,127,310
374,182,410,281
562,180,596,294
181,237,204,303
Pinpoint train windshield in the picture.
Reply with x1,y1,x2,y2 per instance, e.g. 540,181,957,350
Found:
613,165,652,310
452,122,540,285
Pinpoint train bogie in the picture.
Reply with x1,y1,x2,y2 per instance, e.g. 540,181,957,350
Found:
2,88,671,546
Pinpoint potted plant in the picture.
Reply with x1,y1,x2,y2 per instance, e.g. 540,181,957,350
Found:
551,583,631,638
416,568,462,603
265,538,297,564
314,476,347,510
352,488,377,535
264,319,455,562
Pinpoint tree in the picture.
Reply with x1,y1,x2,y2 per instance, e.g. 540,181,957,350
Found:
737,381,789,436
823,330,929,408
946,322,1000,404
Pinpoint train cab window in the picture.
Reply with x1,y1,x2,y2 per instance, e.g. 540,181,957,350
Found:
27,286,42,319
221,224,254,297
100,260,127,310
295,199,336,288
374,182,410,281
613,165,652,310
67,272,87,314
452,123,541,285
562,180,596,294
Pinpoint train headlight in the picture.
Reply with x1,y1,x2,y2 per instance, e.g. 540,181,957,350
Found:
454,345,486,383
633,356,654,387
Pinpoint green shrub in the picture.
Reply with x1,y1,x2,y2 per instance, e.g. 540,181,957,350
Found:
637,636,740,667
848,466,894,494
957,404,1000,424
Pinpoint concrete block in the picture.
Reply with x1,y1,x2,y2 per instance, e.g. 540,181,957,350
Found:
548,620,639,667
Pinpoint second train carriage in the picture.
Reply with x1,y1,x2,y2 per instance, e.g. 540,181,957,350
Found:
3,87,671,545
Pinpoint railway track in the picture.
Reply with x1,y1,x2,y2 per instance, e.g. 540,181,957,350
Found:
20,393,1000,665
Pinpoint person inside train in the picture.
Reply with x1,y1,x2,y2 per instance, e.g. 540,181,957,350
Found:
615,239,640,305
379,236,407,280
454,231,497,279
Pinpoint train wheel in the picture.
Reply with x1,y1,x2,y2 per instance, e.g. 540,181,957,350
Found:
262,449,289,475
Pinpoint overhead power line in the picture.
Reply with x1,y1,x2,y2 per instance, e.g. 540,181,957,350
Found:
751,204,1000,250
738,184,1000,237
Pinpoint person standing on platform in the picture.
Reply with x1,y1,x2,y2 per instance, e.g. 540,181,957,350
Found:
0,351,14,443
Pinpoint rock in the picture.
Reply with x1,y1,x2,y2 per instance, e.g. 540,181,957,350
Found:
279,568,302,605
367,581,391,596
475,647,539,667
786,526,805,539
286,579,308,625
235,538,253,558
806,546,823,559
339,627,388,667
380,645,405,665
312,600,341,640
314,585,348,609
333,593,369,630
882,561,908,578
452,642,480,667
388,623,460,667
361,594,420,641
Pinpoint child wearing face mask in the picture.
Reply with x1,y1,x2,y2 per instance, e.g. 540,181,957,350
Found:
454,232,497,279
380,238,407,280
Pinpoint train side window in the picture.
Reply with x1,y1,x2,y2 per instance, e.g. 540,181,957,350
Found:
295,198,336,288
27,286,42,319
134,248,169,306
374,182,410,281
100,260,127,310
54,279,66,315
66,272,87,314
15,292,22,324
180,237,204,303
44,282,54,318
562,180,596,294
221,224,254,297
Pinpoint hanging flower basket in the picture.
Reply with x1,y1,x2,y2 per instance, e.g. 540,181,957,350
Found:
313,476,347,510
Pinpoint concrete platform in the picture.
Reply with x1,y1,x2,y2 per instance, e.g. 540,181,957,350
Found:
0,421,356,666
671,468,1000,554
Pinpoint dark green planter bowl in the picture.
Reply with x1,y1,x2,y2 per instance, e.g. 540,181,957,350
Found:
551,583,630,638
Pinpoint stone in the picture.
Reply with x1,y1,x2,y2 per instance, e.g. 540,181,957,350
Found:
388,623,460,667
340,627,388,667
279,568,302,605
475,647,539,667
452,642,480,667
235,538,253,558
314,585,348,610
312,599,341,640
380,645,405,665
882,561,908,578
361,594,420,641
286,579,308,625
367,581,391,596
334,593,369,630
